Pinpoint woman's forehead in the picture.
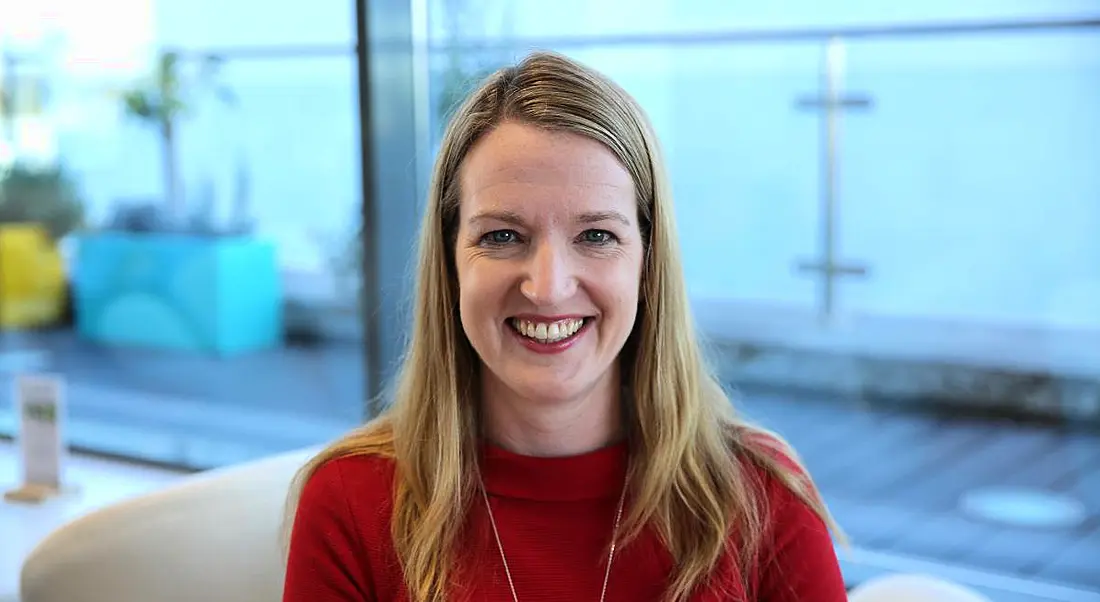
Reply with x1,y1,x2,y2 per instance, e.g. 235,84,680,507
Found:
461,124,632,190
457,123,635,220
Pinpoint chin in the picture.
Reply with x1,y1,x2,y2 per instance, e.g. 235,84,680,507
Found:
513,380,585,405
502,369,594,405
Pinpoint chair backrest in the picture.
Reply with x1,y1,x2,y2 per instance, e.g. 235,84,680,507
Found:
20,447,318,602
848,573,993,602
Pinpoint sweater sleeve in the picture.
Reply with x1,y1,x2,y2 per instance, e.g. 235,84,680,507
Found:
753,470,848,601
283,459,375,602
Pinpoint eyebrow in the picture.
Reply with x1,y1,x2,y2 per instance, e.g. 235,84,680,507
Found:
576,211,632,227
468,210,526,227
468,210,633,227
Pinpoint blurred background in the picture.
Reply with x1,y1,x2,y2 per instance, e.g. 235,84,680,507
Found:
0,0,1097,599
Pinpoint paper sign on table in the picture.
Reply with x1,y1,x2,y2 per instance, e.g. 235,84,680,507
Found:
3,374,68,504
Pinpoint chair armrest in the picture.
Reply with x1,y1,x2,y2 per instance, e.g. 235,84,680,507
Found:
20,447,318,602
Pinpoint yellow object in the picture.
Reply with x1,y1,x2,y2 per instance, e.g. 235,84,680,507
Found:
0,224,67,329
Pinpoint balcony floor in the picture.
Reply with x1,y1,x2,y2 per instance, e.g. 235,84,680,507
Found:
738,392,1100,599
0,329,1097,599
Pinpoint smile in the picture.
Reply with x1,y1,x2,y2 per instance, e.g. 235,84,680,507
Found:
508,316,593,352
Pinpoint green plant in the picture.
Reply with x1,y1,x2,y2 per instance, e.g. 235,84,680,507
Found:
0,163,85,240
120,51,236,215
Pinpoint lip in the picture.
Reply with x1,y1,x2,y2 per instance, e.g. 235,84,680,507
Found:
507,316,594,355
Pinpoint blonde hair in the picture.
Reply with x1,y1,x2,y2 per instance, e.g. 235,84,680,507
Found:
285,50,843,601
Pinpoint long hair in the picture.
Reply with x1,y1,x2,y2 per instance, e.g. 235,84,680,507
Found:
285,50,843,602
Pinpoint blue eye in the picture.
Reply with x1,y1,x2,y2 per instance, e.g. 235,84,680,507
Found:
581,229,616,245
481,230,519,246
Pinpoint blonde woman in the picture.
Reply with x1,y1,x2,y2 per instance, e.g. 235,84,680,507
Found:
283,51,847,602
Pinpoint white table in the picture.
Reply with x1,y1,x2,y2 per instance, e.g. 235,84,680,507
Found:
0,440,186,601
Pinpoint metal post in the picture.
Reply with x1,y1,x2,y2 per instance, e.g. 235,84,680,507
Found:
354,0,382,413
355,0,423,419
795,36,872,322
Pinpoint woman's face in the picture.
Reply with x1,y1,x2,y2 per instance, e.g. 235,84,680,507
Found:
454,121,644,409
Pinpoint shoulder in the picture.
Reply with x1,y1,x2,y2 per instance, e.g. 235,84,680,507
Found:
310,452,397,490
297,421,401,518
733,427,812,494
749,456,830,539
289,452,400,582
285,451,401,599
737,428,804,474
300,452,398,520
730,427,834,546
732,429,846,590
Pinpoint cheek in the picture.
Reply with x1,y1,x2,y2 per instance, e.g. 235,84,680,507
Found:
596,260,643,322
454,256,480,334
456,257,504,321
618,252,645,324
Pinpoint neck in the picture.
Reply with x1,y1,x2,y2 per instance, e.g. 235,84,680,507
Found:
480,372,623,457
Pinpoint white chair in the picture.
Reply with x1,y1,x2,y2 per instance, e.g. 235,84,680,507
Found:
848,573,993,602
19,447,318,602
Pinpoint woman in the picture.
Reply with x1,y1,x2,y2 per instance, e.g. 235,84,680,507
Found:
283,51,848,601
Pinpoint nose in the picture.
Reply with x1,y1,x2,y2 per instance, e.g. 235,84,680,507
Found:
520,238,577,306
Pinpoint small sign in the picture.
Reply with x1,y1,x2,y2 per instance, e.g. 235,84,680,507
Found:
3,374,67,504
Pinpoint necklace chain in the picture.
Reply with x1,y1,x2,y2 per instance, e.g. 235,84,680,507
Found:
479,478,628,602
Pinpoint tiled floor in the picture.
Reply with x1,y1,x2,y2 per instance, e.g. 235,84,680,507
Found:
0,439,188,601
738,392,1100,597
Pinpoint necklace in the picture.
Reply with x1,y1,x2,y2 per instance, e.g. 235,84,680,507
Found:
479,478,628,602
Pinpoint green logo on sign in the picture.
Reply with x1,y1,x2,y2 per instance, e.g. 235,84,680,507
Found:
23,402,56,423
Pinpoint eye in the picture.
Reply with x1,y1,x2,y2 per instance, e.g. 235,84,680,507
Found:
480,230,520,246
580,229,617,245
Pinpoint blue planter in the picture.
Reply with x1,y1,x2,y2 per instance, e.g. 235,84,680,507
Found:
72,232,283,356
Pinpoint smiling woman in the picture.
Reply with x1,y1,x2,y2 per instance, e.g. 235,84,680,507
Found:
282,50,848,602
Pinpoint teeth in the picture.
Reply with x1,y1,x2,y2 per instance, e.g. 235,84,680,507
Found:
511,317,586,343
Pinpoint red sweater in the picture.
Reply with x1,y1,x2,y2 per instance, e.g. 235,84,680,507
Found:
284,441,847,601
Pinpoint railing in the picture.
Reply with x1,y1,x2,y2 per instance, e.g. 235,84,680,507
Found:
426,17,1100,49
427,16,1100,326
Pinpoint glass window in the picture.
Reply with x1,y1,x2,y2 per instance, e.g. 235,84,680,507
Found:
0,2,366,469
422,4,1100,595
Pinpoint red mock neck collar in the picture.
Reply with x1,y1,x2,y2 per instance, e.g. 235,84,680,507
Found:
478,440,628,502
